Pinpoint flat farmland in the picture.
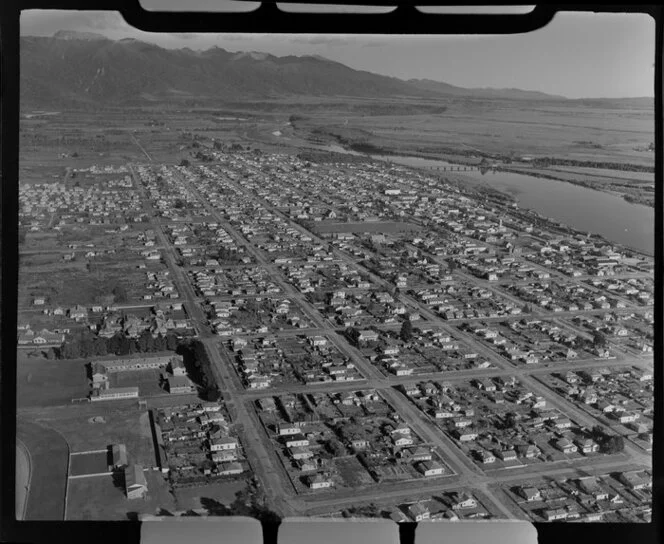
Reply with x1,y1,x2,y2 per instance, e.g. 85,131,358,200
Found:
66,470,176,520
17,355,90,407
69,451,111,476
21,112,145,166
22,406,156,467
291,97,654,167
19,252,70,268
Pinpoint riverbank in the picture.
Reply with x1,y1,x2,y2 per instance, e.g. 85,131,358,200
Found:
367,152,654,257
495,166,654,208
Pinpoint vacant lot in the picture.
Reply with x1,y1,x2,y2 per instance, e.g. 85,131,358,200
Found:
334,456,373,488
66,470,176,520
173,480,248,512
17,355,90,407
315,221,422,234
17,418,70,520
18,259,160,309
70,451,111,476
24,406,156,467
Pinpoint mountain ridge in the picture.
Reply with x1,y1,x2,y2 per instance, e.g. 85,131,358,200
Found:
21,33,648,106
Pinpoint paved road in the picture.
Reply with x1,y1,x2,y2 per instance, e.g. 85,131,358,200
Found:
131,133,153,162
130,161,652,518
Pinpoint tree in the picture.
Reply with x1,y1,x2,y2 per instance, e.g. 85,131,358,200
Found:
400,318,413,342
345,327,360,345
593,331,607,348
327,439,346,457
92,337,108,356
154,333,167,351
590,425,606,441
166,333,178,351
138,330,153,352
603,435,625,454
79,333,95,358
117,335,131,355
504,412,518,429
61,341,81,360
112,284,127,303
108,332,123,355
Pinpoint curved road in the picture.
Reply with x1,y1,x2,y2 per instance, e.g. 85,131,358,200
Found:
15,439,32,520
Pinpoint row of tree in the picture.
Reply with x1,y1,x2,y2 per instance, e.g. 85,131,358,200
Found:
54,329,181,360
177,339,220,402
590,425,626,454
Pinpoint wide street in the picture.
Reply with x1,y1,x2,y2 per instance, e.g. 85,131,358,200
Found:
128,161,652,519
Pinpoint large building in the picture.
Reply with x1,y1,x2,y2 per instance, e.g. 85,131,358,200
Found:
94,353,183,373
91,386,139,402
112,444,128,468
124,464,148,499
167,375,196,394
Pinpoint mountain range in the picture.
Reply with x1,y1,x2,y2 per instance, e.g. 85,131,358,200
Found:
19,31,587,106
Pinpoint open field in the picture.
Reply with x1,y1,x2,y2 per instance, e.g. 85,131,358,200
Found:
21,406,157,467
17,354,90,407
173,480,248,511
17,418,70,520
70,451,111,476
18,259,164,309
314,221,422,234
65,470,176,520
284,97,654,166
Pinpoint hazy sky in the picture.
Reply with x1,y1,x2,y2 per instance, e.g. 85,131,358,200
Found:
21,7,654,98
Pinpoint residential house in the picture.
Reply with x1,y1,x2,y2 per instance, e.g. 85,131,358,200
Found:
407,502,430,522
555,438,578,454
417,460,445,477
519,487,542,502
307,473,333,490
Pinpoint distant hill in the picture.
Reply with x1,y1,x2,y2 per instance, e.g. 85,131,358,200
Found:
407,78,568,101
20,33,604,107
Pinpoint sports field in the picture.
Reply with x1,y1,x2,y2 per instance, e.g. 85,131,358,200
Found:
29,407,156,467
66,470,176,520
17,418,70,520
70,451,111,476
17,354,90,407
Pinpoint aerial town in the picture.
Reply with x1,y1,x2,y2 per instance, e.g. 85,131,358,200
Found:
17,145,653,523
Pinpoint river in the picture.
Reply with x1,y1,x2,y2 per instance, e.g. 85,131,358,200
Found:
306,144,654,255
